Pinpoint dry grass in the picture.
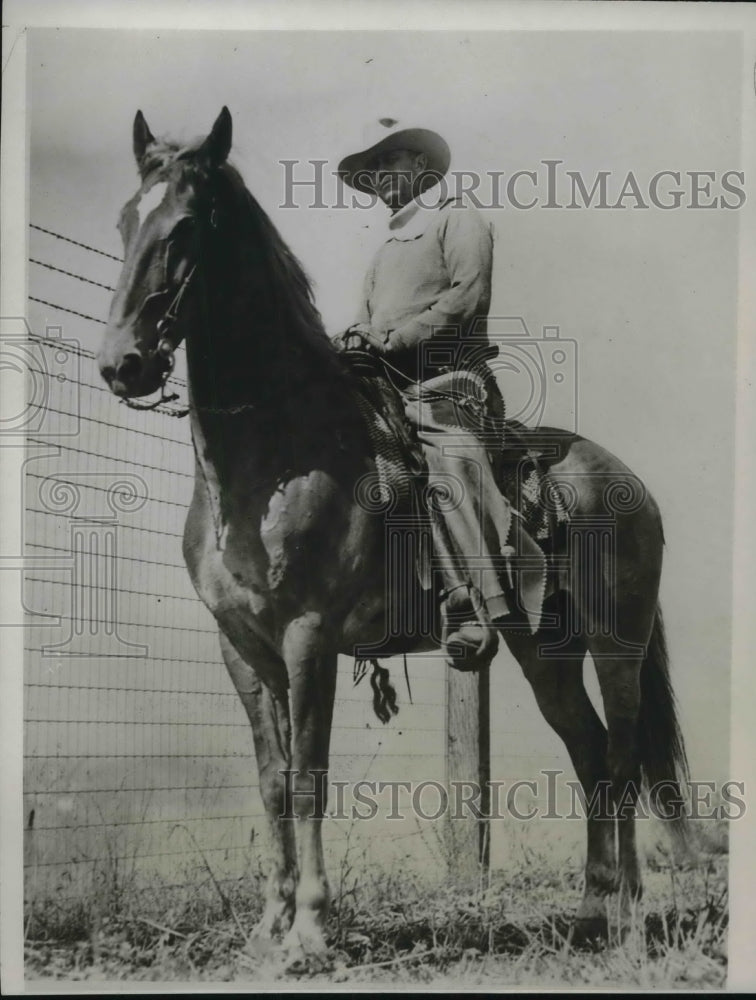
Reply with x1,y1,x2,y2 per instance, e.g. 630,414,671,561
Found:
24,820,728,988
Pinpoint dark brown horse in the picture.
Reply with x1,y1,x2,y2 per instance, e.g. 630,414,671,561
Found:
97,108,688,963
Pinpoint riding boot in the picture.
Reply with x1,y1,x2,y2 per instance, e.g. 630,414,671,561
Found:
441,581,500,673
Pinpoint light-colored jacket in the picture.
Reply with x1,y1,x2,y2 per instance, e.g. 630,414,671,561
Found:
357,196,497,380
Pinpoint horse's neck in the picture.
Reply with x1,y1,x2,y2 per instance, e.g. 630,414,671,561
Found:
184,250,364,498
184,245,266,406
185,318,295,493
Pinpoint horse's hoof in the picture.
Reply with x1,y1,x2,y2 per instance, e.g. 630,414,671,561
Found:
284,952,333,975
570,915,609,947
249,914,292,944
280,927,332,975
243,932,278,961
280,945,333,975
572,898,636,948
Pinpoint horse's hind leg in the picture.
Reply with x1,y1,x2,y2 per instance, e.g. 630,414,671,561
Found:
219,631,297,941
582,513,662,919
502,615,617,929
588,640,645,915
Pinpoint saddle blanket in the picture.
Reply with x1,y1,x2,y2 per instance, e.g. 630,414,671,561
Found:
352,372,569,557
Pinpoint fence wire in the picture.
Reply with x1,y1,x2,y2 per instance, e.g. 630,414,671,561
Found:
22,222,568,910
22,223,453,903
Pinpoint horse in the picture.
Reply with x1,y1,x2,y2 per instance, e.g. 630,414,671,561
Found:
97,107,689,964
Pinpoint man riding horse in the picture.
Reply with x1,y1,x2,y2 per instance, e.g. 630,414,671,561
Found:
336,118,546,671
97,108,689,957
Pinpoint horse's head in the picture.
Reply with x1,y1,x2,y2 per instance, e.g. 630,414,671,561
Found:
98,108,232,398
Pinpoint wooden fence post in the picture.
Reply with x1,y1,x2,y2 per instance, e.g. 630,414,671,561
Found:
444,662,490,882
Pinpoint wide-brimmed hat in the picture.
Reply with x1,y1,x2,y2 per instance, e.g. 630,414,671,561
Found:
338,117,450,195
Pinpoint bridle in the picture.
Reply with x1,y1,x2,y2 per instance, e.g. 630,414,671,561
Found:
122,200,218,418
122,263,196,416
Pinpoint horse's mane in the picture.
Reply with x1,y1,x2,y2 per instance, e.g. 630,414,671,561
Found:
143,135,347,384
217,161,337,365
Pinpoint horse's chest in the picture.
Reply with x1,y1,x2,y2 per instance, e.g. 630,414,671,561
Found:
187,529,269,620
182,472,335,636
182,477,279,644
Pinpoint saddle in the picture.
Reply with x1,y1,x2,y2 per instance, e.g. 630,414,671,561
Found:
350,364,427,519
498,419,573,551
350,361,568,549
348,356,570,663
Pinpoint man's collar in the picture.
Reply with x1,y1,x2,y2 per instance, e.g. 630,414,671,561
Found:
387,187,448,240
388,197,422,232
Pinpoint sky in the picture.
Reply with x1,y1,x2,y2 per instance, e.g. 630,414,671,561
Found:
25,26,744,783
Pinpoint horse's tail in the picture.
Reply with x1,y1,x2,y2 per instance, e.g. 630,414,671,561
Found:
638,605,690,849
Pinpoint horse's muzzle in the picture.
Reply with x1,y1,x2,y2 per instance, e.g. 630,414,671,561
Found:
99,350,145,396
98,334,168,398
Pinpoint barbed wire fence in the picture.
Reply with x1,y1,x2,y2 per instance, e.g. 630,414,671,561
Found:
21,223,461,919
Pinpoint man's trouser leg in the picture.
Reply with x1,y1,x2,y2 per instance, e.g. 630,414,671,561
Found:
403,380,513,669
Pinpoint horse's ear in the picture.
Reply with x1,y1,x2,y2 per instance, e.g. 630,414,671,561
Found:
133,110,156,167
198,106,232,167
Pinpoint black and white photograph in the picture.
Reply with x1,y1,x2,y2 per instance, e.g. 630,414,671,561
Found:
2,0,755,991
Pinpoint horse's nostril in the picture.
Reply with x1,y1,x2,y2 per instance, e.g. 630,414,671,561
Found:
100,364,117,385
116,352,143,384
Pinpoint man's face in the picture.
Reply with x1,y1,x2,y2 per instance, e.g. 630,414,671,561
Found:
366,148,427,211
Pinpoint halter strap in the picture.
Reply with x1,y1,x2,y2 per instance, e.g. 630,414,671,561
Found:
122,264,196,417
122,193,219,417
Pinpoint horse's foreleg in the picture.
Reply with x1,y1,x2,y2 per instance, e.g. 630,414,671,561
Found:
218,631,296,940
280,612,337,960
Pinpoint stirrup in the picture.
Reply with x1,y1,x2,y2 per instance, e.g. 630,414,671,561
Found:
441,583,499,672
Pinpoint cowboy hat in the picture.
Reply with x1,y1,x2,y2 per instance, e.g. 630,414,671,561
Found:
338,117,450,195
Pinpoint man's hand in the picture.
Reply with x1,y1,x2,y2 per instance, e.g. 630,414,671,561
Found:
333,324,386,355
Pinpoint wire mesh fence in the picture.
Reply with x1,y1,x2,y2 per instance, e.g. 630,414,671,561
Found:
20,222,569,917
21,224,458,909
